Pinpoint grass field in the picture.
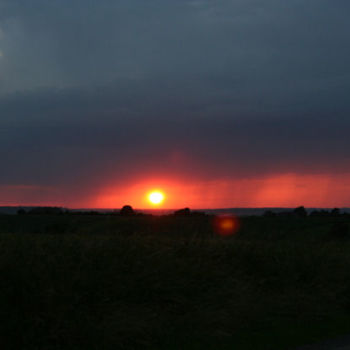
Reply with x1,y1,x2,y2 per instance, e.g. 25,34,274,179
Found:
0,214,350,349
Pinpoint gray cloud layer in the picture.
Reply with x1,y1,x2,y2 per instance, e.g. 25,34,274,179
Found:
0,0,350,203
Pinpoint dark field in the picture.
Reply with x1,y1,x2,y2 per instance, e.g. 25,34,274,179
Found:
1,213,350,349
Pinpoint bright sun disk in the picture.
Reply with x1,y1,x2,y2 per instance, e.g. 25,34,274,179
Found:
148,191,165,205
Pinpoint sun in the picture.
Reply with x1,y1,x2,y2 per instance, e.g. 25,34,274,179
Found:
148,191,165,205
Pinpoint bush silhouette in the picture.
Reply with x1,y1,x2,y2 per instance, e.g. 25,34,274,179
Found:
119,205,135,216
174,208,191,216
330,208,340,217
293,206,307,218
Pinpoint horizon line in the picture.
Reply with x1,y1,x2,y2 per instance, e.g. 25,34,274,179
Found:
1,205,349,210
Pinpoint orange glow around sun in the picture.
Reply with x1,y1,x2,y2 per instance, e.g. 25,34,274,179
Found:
148,191,165,206
91,172,350,209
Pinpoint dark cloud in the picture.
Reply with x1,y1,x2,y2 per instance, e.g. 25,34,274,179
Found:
0,0,350,205
1,85,349,183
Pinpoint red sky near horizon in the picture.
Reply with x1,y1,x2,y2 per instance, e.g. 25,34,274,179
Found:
1,172,349,209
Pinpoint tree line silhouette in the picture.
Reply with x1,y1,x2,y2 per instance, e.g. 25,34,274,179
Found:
15,205,348,218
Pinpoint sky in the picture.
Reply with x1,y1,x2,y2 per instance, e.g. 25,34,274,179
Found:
0,0,350,209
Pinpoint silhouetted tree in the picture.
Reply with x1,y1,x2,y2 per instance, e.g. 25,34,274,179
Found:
119,205,135,216
17,208,26,215
331,208,340,217
174,208,191,216
293,206,307,218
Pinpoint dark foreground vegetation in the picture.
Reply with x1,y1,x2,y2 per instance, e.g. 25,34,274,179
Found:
1,208,350,349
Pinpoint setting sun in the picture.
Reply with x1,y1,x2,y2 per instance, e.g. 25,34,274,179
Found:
148,191,165,205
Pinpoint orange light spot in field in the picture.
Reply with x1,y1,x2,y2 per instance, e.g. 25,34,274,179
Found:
148,191,165,206
221,218,235,230
214,214,239,236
